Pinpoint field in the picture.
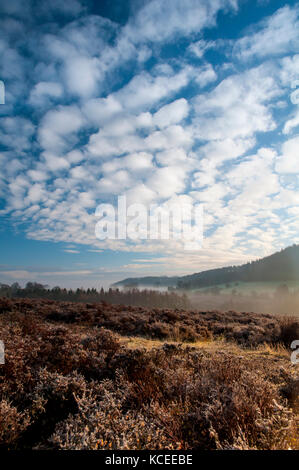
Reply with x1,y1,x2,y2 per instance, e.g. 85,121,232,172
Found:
0,297,298,450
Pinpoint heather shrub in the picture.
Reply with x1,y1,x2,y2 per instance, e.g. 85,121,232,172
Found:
0,298,298,450
177,354,295,450
0,298,13,314
0,400,30,449
7,296,282,345
281,378,299,412
22,370,87,448
0,312,122,448
116,348,297,450
277,316,299,347
50,379,180,450
49,350,297,450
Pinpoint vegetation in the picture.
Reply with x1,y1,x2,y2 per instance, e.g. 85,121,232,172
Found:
0,297,298,450
1,297,297,346
0,283,190,310
116,244,299,290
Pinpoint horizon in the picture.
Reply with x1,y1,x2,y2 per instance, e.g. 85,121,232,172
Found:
1,0,299,289
2,241,298,291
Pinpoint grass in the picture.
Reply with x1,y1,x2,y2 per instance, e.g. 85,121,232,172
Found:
120,334,290,358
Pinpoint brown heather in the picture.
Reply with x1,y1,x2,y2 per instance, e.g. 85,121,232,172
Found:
0,297,298,450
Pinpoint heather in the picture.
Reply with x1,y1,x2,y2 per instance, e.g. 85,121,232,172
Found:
0,297,298,450
0,297,295,346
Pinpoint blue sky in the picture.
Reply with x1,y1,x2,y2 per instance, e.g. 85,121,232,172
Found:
0,0,299,288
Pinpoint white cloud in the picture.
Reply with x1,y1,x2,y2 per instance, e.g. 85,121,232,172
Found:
279,55,299,86
88,131,145,159
156,148,188,166
227,148,277,189
70,165,89,179
283,110,299,135
199,137,255,164
188,39,216,58
194,64,217,87
145,125,193,150
66,149,85,164
42,153,70,172
63,56,102,97
125,183,157,206
153,98,189,129
146,166,187,199
98,170,132,195
275,136,299,174
27,169,48,182
28,81,63,107
27,183,46,204
123,152,153,172
234,5,299,60
38,105,84,153
2,0,299,277
125,0,238,44
0,117,35,152
114,68,192,111
192,64,281,141
192,169,216,189
83,96,122,126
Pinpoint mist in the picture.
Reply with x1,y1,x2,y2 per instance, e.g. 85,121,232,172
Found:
187,285,299,317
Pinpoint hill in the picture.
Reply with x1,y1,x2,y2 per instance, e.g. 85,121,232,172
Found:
114,244,299,289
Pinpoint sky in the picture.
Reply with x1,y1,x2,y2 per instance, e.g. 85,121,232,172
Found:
0,0,299,288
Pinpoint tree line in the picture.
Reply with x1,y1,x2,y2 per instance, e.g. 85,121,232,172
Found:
0,282,191,309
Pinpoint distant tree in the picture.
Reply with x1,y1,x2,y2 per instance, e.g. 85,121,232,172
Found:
11,282,21,291
0,283,192,309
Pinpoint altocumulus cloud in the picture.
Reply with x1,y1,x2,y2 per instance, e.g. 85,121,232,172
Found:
0,0,299,280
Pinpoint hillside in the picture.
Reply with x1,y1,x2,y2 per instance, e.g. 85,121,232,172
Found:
114,244,299,289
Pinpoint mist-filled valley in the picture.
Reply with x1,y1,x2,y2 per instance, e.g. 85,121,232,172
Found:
2,278,299,317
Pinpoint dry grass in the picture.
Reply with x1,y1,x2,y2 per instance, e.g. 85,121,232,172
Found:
120,335,290,359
